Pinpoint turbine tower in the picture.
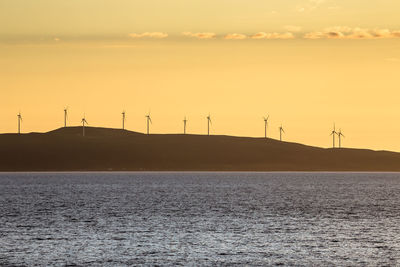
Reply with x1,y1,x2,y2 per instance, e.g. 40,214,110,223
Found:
122,110,126,130
183,116,188,134
145,112,152,135
330,124,338,148
337,129,345,148
64,107,68,127
279,124,285,141
207,114,212,136
263,115,269,138
17,112,23,134
81,115,88,137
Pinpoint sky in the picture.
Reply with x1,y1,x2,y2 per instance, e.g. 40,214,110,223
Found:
1,0,400,151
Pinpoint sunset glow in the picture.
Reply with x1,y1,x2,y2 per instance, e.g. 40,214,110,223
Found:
1,0,400,151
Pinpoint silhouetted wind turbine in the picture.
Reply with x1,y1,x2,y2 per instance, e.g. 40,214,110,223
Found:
338,129,345,148
263,115,269,138
279,124,285,141
81,115,88,137
122,110,126,130
330,124,338,148
17,112,22,134
207,114,212,136
183,116,188,134
145,112,152,135
64,107,68,127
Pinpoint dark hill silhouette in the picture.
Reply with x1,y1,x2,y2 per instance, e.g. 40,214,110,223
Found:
1,126,400,171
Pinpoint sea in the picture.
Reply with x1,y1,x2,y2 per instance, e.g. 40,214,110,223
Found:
1,172,400,266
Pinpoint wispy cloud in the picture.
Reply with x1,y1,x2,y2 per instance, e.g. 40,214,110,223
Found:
297,0,326,12
304,27,400,39
182,32,216,39
251,32,295,39
125,28,400,41
128,32,168,39
223,32,295,40
224,33,247,40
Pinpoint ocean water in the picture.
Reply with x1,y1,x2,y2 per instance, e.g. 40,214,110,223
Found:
1,172,400,266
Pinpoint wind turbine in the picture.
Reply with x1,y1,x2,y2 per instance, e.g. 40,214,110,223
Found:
183,116,188,134
263,115,269,139
330,124,338,148
145,112,152,135
17,112,22,134
122,110,126,130
207,114,212,136
279,124,285,141
337,129,345,148
64,107,68,127
81,115,88,137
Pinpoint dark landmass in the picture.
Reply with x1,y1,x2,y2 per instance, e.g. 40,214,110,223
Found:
1,126,400,171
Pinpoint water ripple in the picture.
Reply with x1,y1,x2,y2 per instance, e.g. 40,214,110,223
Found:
1,172,400,266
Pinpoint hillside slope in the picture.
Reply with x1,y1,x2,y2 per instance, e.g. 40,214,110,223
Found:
1,126,399,171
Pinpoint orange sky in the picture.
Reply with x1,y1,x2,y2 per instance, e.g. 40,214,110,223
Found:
1,0,400,151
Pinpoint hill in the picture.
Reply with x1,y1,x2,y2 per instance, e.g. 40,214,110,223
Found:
1,126,400,171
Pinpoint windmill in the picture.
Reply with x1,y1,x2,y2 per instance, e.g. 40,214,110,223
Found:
330,124,338,148
17,112,23,134
81,115,88,137
64,107,68,127
122,110,126,130
183,116,188,134
279,124,285,141
207,114,212,136
263,115,269,139
337,129,345,148
145,112,152,135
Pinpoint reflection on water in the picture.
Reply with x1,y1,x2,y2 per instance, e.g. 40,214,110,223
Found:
1,172,400,265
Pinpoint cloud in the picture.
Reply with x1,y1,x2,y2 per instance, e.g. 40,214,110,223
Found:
297,0,326,12
125,28,400,41
304,31,338,39
182,32,216,39
297,7,306,12
224,33,247,40
251,32,295,39
284,25,302,32
369,29,400,38
304,27,400,39
128,32,168,39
